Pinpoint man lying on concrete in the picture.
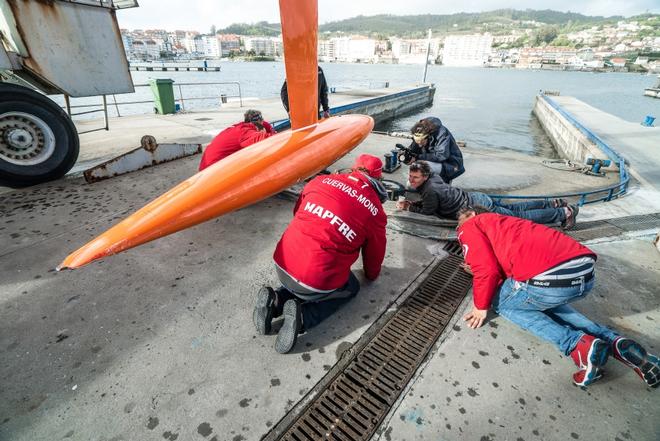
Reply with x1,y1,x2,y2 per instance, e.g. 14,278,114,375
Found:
198,109,276,171
253,154,388,354
398,117,464,184
396,161,578,229
457,206,659,388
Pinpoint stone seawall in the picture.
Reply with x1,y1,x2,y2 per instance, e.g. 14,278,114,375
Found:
336,86,435,124
532,94,617,171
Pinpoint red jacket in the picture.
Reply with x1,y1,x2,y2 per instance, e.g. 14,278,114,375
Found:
274,172,387,291
457,213,596,309
198,121,275,171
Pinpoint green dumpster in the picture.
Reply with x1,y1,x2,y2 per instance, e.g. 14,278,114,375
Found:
148,78,176,114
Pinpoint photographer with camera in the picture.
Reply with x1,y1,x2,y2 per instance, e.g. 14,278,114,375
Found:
398,117,464,184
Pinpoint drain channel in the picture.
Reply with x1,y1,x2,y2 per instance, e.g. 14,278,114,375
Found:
271,255,472,441
266,212,659,441
567,212,660,241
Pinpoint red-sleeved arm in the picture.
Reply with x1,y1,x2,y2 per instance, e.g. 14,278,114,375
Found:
458,221,504,309
361,214,387,280
262,120,276,134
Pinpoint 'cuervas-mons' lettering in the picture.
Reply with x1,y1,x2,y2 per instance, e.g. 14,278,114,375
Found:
321,177,379,216
303,202,357,242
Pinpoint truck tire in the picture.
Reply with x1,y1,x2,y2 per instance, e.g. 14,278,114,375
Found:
0,83,79,187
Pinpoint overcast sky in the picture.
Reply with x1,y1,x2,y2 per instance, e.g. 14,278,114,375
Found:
117,0,660,31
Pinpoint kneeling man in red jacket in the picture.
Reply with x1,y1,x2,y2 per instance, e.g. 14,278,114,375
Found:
254,154,388,353
458,206,659,388
198,109,275,171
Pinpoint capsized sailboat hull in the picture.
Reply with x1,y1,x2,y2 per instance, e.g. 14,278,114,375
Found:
58,115,374,269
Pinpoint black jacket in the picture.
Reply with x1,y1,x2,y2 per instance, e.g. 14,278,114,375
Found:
409,175,470,219
409,117,465,183
281,66,329,113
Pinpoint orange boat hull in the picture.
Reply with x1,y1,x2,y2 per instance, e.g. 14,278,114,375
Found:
58,115,374,269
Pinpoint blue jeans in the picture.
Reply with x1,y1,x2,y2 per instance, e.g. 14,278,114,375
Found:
275,270,360,330
468,192,566,225
492,276,619,355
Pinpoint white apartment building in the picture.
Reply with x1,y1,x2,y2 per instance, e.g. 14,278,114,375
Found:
218,35,240,56
442,34,493,67
121,34,133,57
131,40,160,60
391,38,440,64
321,37,376,63
182,32,201,54
319,39,335,61
243,37,282,56
201,35,221,58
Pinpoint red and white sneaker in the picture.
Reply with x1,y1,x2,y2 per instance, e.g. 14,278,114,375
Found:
570,334,609,387
612,337,660,388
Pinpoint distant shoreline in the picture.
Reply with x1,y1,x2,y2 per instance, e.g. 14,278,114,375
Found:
128,59,658,74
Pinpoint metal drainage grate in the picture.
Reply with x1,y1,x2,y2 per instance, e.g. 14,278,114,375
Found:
566,212,660,241
442,240,463,257
275,255,472,441
567,223,624,242
605,214,660,232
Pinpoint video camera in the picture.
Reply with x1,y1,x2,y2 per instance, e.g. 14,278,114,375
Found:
395,143,418,164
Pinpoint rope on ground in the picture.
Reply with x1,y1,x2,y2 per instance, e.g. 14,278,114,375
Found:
541,159,605,177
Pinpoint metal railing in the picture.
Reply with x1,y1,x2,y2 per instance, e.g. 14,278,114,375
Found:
489,94,630,206
63,81,243,132
64,95,109,135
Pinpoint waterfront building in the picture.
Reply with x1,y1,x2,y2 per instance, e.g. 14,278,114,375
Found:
610,58,628,68
121,33,133,58
131,39,160,60
182,32,201,55
516,46,578,69
319,39,335,61
321,37,377,63
390,37,440,64
242,37,282,56
218,35,240,57
201,35,221,58
442,34,493,67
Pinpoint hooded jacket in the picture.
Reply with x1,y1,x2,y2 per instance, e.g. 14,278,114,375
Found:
280,66,330,113
274,171,387,291
409,117,465,183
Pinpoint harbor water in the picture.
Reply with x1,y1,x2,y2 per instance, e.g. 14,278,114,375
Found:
63,63,658,156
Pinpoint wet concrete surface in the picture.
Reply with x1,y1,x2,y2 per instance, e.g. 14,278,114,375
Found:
1,100,658,440
0,149,437,441
376,238,660,441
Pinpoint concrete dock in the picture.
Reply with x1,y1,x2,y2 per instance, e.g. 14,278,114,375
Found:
549,96,660,191
70,85,433,174
0,95,659,441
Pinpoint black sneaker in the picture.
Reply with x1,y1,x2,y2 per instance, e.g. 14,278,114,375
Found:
275,299,301,354
253,286,276,335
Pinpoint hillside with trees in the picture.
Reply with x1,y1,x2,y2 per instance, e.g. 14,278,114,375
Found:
217,9,660,42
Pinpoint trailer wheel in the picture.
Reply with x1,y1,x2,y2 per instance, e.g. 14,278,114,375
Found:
0,83,79,187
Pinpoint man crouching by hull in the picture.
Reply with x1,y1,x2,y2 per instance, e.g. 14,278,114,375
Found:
254,155,388,354
457,206,659,388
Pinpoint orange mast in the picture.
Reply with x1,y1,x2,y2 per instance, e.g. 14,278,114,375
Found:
58,0,374,270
